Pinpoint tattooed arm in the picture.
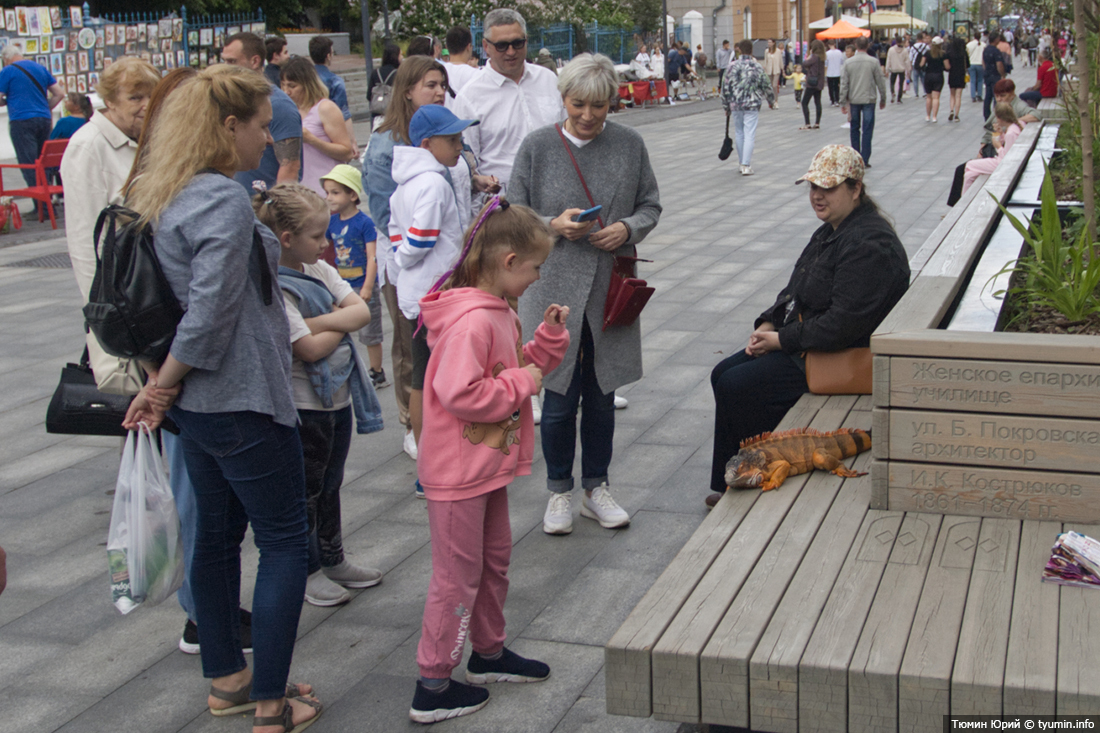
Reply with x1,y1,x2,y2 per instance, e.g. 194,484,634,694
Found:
274,136,301,185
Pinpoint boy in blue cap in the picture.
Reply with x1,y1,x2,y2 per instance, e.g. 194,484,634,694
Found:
388,104,479,483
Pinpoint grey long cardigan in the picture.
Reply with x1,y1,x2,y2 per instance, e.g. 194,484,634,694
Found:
511,121,662,395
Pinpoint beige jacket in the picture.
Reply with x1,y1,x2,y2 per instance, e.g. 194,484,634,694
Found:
59,111,143,394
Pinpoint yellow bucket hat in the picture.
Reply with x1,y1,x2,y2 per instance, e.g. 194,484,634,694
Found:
319,164,364,198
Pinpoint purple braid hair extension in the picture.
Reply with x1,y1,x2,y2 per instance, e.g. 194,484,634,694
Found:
415,195,508,335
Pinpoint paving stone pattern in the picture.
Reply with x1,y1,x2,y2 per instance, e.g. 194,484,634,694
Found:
0,65,1035,733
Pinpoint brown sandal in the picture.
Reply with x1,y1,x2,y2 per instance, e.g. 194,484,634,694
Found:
209,683,313,717
253,696,322,733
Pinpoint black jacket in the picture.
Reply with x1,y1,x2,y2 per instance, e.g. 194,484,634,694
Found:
757,202,910,353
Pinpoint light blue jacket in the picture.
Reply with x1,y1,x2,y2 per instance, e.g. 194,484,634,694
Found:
278,266,383,435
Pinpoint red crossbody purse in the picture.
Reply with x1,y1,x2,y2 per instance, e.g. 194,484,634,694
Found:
555,124,654,330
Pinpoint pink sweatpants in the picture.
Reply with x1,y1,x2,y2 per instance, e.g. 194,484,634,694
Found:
417,487,511,679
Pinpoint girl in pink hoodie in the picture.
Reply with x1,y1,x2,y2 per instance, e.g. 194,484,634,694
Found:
409,198,570,724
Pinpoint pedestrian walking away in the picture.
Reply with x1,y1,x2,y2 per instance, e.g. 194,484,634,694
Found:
824,40,844,105
800,40,827,129
721,39,777,175
966,33,986,102
839,37,887,167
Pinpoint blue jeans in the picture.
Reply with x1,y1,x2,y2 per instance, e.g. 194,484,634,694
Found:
163,431,197,623
849,103,876,165
298,406,352,573
969,64,984,100
710,350,809,493
170,408,309,700
8,117,51,187
1018,90,1042,107
731,109,759,166
540,316,616,493
983,74,1000,121
911,70,923,97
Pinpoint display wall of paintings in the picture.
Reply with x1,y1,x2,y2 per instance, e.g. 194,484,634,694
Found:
0,7,265,93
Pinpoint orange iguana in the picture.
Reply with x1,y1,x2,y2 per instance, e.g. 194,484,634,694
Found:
724,427,872,492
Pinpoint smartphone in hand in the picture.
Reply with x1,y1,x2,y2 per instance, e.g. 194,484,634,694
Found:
572,205,602,223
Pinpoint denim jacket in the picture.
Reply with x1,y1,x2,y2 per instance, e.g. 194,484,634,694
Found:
278,267,383,435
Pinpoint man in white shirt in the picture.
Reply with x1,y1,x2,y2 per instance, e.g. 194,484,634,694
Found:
443,25,481,109
452,8,564,191
825,40,844,106
966,33,986,102
909,32,929,98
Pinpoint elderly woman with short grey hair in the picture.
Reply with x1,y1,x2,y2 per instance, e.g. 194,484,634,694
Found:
510,52,662,537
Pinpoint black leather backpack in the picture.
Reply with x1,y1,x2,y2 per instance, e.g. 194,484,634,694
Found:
83,205,183,365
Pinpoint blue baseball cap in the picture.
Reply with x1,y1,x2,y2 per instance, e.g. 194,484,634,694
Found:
409,105,479,147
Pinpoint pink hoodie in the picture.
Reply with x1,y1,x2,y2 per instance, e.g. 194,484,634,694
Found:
417,287,570,501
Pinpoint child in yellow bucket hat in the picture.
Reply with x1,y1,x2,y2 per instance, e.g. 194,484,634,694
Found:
321,163,389,389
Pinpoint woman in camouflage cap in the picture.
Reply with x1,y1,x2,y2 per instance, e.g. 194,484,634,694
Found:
706,145,910,507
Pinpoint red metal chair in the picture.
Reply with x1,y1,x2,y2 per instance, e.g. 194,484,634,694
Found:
0,138,68,229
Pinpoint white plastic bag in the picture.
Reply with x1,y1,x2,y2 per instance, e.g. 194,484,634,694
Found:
106,425,184,614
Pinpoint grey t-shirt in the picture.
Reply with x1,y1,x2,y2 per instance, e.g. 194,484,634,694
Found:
155,172,296,427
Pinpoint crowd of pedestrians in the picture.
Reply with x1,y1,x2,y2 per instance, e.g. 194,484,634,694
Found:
53,8,666,729
713,19,1068,178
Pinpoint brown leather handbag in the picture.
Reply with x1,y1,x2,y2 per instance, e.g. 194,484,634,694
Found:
804,348,872,395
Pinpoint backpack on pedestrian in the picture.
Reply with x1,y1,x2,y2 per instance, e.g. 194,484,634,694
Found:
83,205,184,364
370,68,397,116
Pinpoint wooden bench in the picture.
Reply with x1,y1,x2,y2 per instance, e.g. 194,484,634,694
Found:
1035,96,1068,122
605,120,1100,730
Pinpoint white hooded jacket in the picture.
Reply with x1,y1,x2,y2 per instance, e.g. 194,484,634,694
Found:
388,145,464,319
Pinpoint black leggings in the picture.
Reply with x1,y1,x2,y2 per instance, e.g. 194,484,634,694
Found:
802,88,822,125
890,72,905,99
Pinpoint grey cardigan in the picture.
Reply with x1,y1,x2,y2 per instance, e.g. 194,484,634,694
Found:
510,121,662,394
155,173,296,427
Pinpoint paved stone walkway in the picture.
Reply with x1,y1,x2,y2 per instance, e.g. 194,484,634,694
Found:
0,63,1036,733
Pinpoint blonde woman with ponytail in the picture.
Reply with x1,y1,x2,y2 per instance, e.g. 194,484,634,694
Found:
123,65,322,733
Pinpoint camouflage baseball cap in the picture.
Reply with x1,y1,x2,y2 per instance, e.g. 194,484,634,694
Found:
795,144,865,188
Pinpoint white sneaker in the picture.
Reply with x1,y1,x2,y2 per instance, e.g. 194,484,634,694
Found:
613,395,628,410
741,166,754,176
580,484,630,529
403,429,418,460
543,493,573,535
531,394,542,425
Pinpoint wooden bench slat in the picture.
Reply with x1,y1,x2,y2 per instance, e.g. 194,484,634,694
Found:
847,512,943,733
797,505,908,733
897,514,981,732
742,467,873,733
651,395,861,722
951,518,1021,714
1056,523,1100,715
605,393,830,717
698,408,872,728
1003,520,1061,715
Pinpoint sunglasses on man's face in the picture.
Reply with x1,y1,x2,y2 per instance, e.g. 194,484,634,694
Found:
487,37,527,52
